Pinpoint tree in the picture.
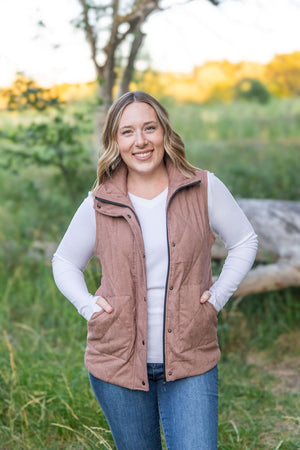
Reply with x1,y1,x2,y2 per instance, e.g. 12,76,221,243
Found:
1,73,60,111
74,0,222,110
1,116,91,186
265,51,300,97
234,78,270,104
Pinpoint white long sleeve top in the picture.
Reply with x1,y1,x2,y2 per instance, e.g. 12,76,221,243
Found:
52,172,257,362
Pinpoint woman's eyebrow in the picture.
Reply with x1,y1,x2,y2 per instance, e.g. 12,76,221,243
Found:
119,120,158,130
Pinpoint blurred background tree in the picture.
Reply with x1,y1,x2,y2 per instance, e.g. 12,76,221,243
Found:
234,78,270,104
265,51,300,97
0,72,60,111
73,0,222,110
0,116,91,186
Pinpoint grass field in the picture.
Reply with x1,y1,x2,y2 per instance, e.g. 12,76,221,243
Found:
0,96,299,448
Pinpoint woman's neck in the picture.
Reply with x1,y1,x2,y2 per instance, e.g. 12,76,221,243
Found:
127,165,168,200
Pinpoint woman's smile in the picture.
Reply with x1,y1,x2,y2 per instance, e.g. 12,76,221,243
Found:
133,150,153,160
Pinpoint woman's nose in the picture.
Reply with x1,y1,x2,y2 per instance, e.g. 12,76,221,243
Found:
135,130,147,147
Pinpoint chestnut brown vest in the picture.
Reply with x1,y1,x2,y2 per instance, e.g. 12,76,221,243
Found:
85,157,220,391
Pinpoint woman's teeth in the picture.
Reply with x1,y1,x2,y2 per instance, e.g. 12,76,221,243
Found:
135,151,152,157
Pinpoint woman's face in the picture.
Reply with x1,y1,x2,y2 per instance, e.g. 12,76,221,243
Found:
116,102,165,178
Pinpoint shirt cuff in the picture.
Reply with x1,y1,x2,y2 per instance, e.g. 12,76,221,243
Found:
208,290,220,312
83,298,103,321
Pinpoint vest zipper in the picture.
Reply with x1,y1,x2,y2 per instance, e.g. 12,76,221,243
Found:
162,180,201,382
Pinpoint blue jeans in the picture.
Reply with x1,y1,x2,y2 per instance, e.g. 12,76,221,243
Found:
89,364,218,450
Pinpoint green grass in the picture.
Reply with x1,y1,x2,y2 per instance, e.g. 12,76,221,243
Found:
1,262,299,448
1,263,114,449
168,98,300,200
168,97,300,141
219,355,300,449
1,96,300,448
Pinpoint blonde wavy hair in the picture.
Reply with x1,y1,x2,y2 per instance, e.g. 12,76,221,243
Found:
95,91,196,187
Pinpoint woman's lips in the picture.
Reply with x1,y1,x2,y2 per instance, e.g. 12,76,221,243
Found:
133,150,153,161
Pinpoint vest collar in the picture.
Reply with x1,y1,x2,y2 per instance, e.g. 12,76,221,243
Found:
94,155,202,206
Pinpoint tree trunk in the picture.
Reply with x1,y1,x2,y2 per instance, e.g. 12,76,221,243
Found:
118,28,146,97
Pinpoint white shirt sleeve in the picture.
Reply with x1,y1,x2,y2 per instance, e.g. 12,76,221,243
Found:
52,192,102,321
207,172,258,312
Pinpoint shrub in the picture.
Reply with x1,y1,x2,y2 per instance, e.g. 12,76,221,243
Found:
1,73,60,111
235,78,271,104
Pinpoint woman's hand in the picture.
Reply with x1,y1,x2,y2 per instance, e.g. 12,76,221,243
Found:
200,290,211,304
96,296,114,313
90,296,113,320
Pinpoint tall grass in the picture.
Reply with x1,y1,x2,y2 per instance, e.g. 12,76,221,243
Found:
168,98,300,200
0,262,114,449
0,97,299,448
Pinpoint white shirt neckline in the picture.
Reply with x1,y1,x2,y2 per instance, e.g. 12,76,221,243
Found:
129,187,168,208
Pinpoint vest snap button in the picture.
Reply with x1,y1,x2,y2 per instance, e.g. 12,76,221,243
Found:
168,371,172,376
142,381,145,386
97,204,101,208
143,253,145,258
169,286,173,290
168,329,172,333
142,340,145,345
127,214,131,218
171,242,175,247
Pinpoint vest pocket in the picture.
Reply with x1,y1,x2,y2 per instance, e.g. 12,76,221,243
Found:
87,295,135,361
178,285,218,353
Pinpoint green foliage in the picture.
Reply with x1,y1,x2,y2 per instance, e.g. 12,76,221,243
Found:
0,113,93,186
0,262,114,449
1,73,60,111
0,96,300,447
1,261,299,448
168,98,300,200
266,52,300,97
234,78,271,104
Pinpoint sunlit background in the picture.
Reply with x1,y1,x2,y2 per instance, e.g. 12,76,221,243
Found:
1,0,300,448
1,0,300,86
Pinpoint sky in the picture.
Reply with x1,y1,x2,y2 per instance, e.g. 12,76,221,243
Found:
0,0,300,87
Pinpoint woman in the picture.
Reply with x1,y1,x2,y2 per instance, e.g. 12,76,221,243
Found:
52,91,257,449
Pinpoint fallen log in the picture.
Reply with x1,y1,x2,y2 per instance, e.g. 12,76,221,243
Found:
32,200,300,296
212,199,300,296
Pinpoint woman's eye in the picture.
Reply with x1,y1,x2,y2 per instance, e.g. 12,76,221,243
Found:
145,126,155,132
122,129,132,135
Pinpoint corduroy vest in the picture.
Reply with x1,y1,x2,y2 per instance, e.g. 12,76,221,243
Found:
85,157,220,391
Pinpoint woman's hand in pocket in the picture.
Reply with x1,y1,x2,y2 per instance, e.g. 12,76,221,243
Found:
90,296,114,320
200,290,211,304
96,296,114,313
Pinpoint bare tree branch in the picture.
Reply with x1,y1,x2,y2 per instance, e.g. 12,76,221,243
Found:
76,0,223,109
78,0,102,75
118,27,146,97
118,0,160,25
103,0,119,104
116,0,160,47
207,0,222,5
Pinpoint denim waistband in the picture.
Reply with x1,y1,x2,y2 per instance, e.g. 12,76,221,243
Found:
147,363,165,381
